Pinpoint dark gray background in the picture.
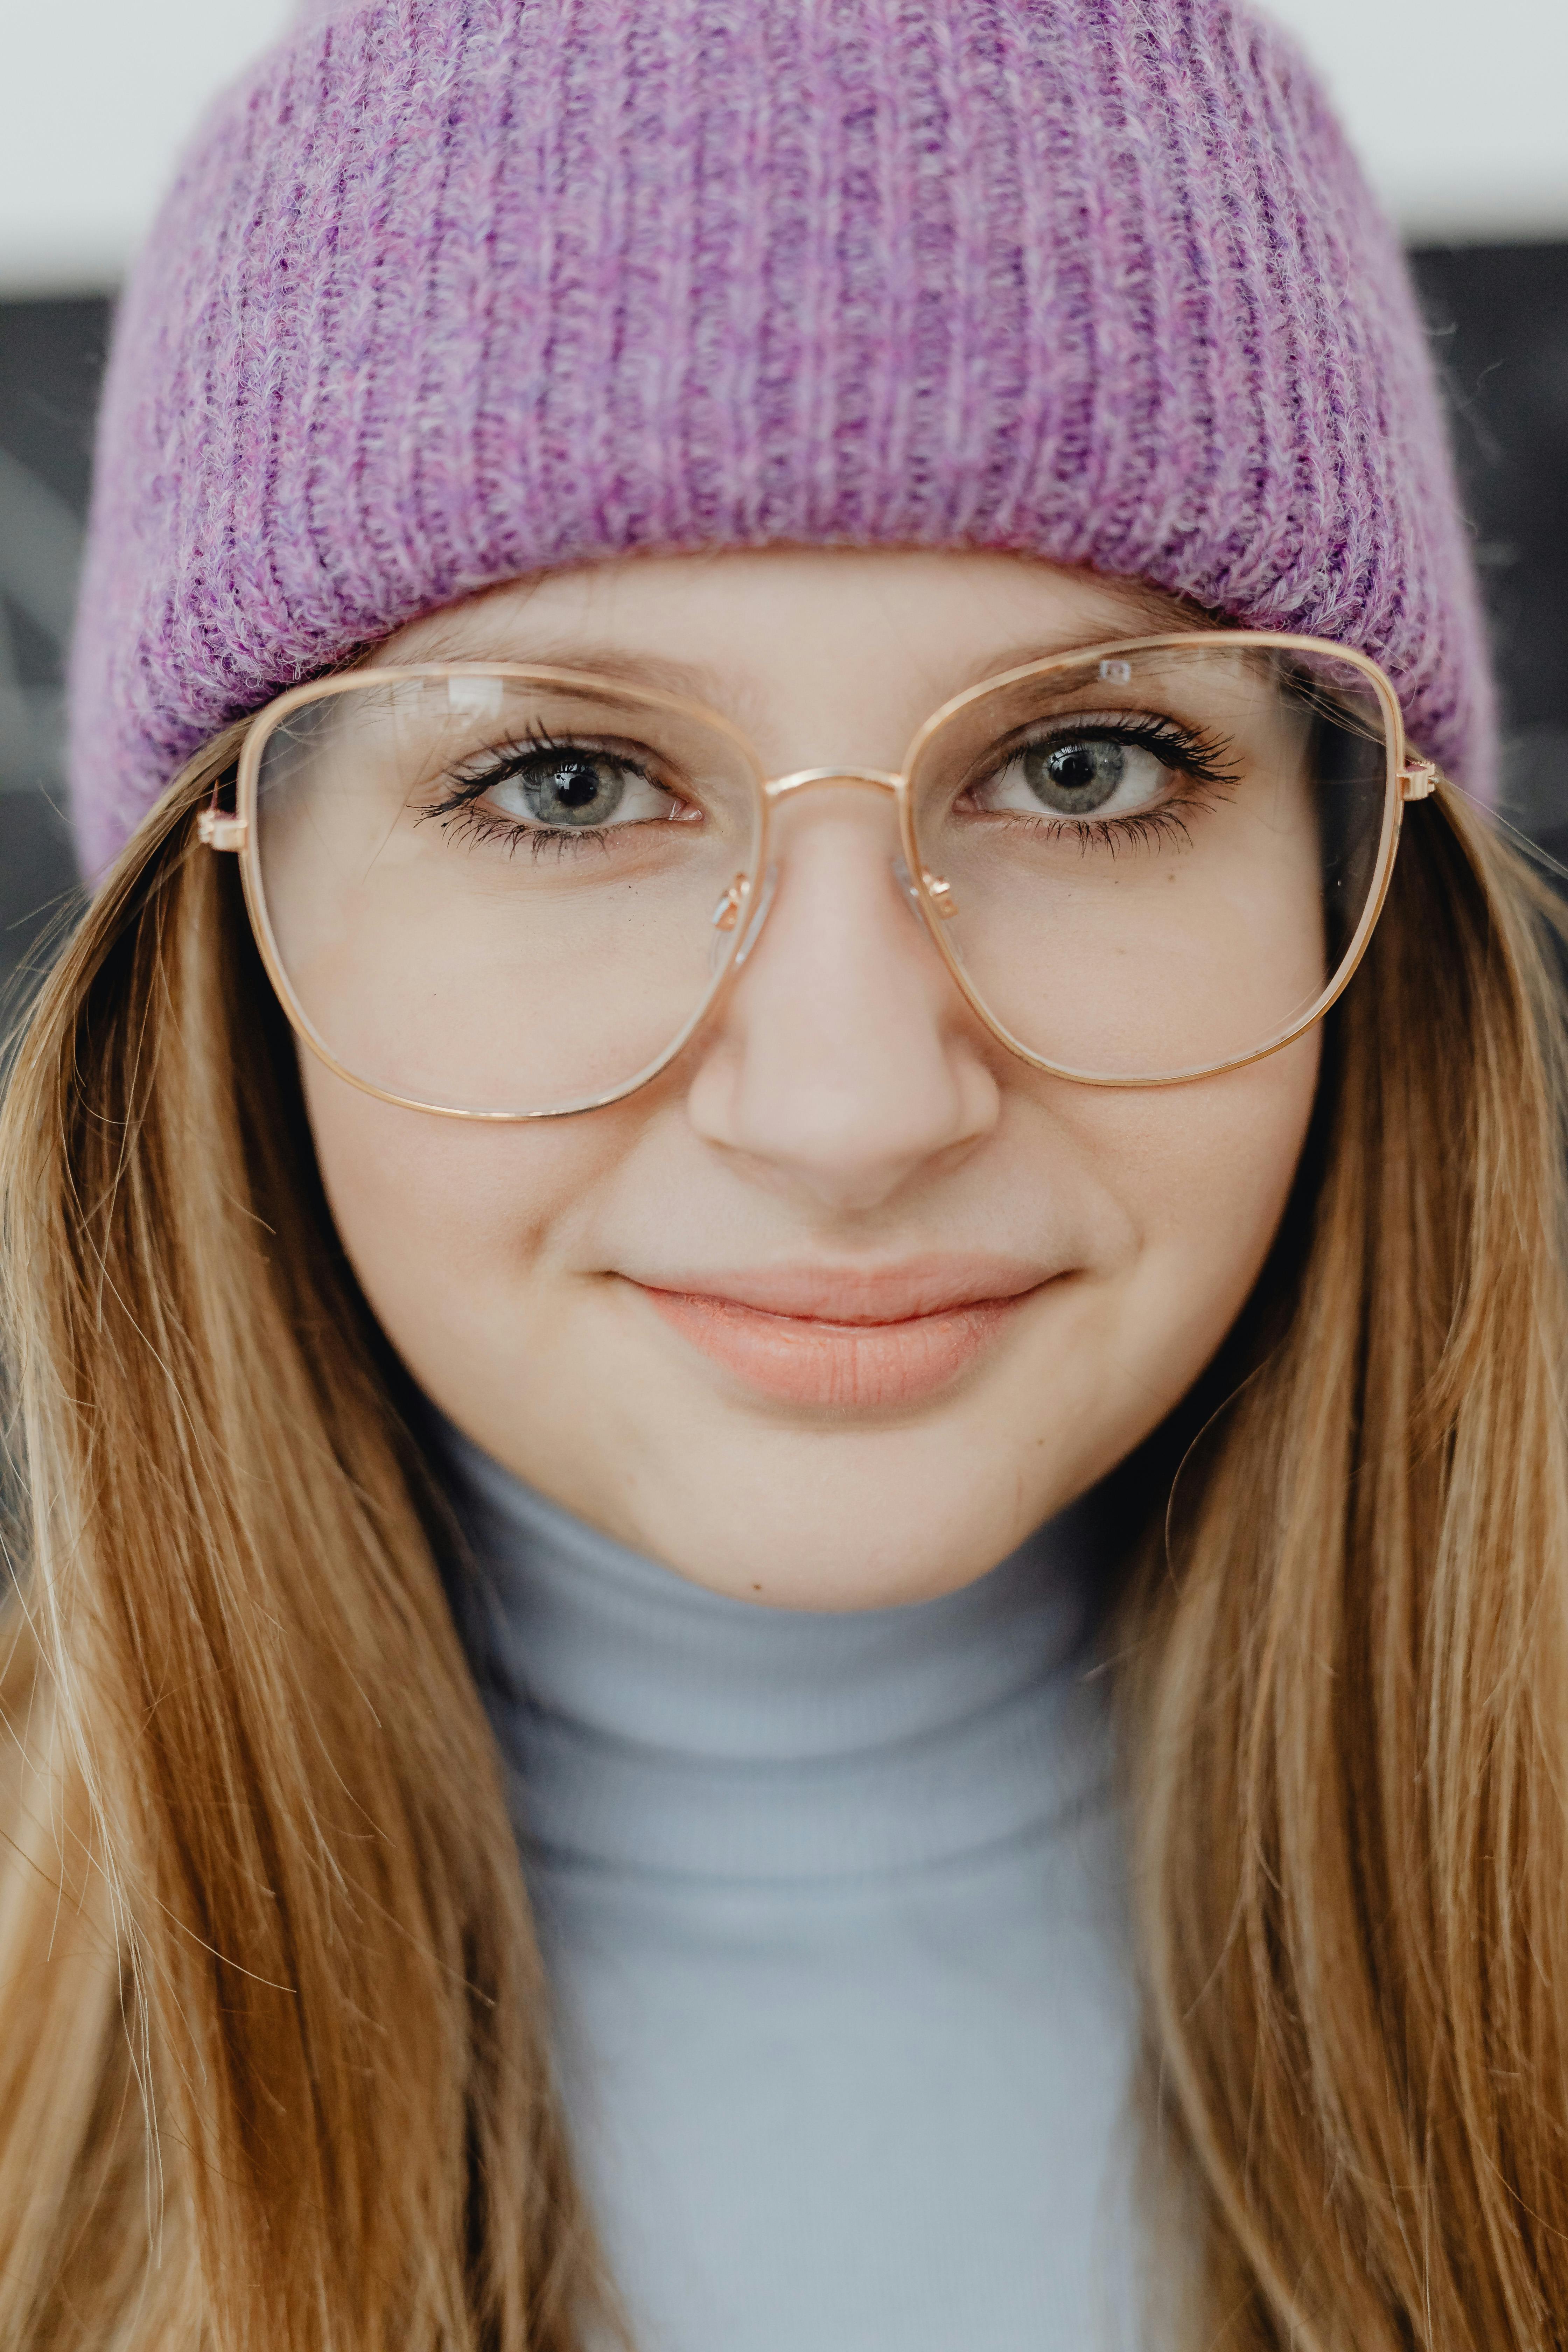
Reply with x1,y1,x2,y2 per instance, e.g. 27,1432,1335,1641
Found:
2,251,1565,1000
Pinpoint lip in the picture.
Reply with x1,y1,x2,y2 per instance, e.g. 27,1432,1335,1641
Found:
624,1256,1055,1412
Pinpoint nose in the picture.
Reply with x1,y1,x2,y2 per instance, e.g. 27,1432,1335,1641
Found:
684,782,1001,1214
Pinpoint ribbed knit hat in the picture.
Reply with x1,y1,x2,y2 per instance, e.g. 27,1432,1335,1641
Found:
68,0,1494,878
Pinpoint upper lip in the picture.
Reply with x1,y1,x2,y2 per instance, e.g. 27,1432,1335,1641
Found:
624,1255,1055,1325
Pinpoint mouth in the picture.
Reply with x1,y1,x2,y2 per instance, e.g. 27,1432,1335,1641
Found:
623,1258,1056,1412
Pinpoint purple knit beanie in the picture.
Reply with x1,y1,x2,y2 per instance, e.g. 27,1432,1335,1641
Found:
68,0,1494,878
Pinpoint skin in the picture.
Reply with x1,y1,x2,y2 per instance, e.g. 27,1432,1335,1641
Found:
297,547,1320,1609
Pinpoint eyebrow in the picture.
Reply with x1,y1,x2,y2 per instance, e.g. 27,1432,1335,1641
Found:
948,594,1218,694
390,579,1218,714
385,624,741,710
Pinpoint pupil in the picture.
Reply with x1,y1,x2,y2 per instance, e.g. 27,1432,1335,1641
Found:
529,754,624,826
1024,737,1125,813
1051,744,1104,793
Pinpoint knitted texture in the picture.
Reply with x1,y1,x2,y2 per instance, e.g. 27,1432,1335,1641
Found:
68,0,1494,876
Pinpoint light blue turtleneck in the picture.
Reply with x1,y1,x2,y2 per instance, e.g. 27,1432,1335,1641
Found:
442,1433,1144,2352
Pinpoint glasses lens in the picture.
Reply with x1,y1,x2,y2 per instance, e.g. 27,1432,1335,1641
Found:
252,671,763,1115
907,640,1396,1081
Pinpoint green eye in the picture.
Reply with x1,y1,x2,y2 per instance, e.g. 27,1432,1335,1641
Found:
1022,738,1139,813
491,750,635,828
976,733,1171,821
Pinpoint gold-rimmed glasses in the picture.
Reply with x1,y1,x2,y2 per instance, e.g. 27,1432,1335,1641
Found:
198,631,1440,1120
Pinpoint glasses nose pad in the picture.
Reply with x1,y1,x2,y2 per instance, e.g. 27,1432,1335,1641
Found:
709,862,779,976
891,853,924,923
892,853,964,962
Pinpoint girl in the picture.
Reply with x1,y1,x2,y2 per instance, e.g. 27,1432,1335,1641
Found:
4,2,1564,2347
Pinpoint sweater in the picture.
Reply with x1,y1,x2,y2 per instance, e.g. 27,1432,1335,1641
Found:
442,1430,1144,2352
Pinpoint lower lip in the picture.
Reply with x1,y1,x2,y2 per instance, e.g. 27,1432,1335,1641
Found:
634,1284,1036,1410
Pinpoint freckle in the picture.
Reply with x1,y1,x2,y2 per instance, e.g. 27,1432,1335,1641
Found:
752,1582,762,1592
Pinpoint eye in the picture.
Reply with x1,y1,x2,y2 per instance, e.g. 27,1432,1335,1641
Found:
482,746,685,830
973,729,1176,820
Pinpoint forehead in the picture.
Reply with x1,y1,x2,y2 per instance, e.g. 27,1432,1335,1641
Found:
376,547,1207,756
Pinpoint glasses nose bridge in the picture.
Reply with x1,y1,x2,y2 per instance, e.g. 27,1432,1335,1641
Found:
720,766,951,969
763,765,903,802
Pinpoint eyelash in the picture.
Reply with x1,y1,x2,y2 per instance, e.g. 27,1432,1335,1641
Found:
416,728,671,859
415,715,1241,858
974,717,1241,854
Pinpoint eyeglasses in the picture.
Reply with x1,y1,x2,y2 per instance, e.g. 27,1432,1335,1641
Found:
199,631,1440,1120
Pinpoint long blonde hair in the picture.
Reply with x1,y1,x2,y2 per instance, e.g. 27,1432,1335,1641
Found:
0,734,1564,2348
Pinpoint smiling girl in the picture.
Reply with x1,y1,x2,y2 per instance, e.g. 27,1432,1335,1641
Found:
2,3,1565,2349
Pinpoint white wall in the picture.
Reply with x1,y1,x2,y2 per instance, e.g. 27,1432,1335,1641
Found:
1264,0,1568,241
0,0,1564,292
0,0,295,292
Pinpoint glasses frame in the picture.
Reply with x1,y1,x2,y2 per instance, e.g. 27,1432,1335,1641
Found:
201,629,1441,1121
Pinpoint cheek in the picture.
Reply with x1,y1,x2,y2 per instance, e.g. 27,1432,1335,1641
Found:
1082,1026,1319,1392
294,1023,1321,1602
297,1053,611,1382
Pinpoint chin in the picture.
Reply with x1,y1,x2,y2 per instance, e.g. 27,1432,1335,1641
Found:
580,1420,1087,1611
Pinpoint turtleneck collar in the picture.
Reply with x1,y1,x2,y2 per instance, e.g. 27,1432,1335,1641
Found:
440,1429,1113,1885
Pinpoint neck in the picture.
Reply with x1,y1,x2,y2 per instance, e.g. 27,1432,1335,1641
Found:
439,1430,1114,1882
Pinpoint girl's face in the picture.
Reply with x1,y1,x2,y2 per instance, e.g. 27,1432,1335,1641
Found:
300,548,1318,1608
